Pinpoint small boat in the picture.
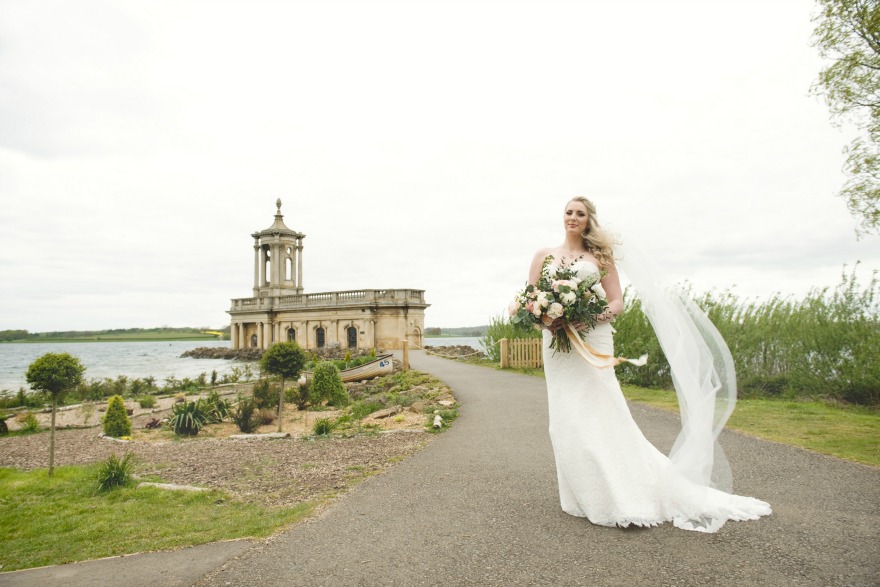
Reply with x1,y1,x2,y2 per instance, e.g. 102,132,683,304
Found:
301,354,394,384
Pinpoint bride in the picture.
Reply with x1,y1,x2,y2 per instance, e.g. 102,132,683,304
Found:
528,197,771,533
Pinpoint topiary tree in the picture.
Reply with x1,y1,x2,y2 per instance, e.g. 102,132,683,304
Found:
103,395,132,438
259,342,307,432
25,352,86,476
310,362,350,407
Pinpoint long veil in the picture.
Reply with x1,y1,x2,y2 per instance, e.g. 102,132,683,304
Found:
613,237,737,494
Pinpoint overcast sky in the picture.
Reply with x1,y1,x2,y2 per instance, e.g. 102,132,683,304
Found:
1,0,878,332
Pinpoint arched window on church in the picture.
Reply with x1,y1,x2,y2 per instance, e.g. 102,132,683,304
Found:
287,328,296,342
347,326,358,349
250,334,258,348
316,327,325,348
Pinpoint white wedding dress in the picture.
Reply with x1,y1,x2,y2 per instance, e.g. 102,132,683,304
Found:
544,261,771,532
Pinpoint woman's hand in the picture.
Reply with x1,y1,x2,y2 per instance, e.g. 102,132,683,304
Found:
595,309,615,322
548,320,589,332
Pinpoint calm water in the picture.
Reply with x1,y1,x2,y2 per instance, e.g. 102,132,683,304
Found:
0,337,487,392
0,340,238,392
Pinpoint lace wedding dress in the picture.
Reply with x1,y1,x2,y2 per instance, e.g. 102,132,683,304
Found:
544,261,771,533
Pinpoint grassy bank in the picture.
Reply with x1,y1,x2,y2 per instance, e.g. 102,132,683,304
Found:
620,385,880,467
474,361,879,467
0,465,313,572
1,327,226,343
7,333,220,343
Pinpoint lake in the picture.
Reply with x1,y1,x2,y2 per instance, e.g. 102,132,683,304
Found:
0,337,487,393
0,340,237,392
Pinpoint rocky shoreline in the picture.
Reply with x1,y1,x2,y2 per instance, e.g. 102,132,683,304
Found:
424,345,486,359
180,347,265,360
181,346,387,361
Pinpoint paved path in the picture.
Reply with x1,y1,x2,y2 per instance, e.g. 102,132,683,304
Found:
3,351,878,586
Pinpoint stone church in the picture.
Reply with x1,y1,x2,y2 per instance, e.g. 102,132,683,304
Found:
228,200,429,351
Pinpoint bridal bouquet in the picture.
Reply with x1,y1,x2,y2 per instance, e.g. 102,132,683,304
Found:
509,256,608,353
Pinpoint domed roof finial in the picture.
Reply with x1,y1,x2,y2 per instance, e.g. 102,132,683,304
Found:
276,198,282,214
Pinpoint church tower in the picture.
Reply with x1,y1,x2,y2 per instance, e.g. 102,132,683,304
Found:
229,200,428,351
252,199,305,297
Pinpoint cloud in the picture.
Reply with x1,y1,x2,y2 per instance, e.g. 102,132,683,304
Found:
0,0,877,332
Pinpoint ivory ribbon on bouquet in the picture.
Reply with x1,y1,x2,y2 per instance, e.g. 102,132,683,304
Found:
563,323,648,369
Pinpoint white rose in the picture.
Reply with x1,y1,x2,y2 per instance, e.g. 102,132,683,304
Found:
560,291,577,305
547,302,565,319
536,292,551,308
591,282,606,300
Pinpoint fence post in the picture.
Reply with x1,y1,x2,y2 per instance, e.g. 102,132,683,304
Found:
500,338,509,369
402,338,410,370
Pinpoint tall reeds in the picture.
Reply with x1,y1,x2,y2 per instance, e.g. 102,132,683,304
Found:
614,265,879,405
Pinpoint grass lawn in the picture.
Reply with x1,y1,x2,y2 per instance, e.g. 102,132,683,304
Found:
0,465,313,572
621,385,880,467
485,361,880,467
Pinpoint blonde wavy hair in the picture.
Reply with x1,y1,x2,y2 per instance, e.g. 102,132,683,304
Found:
568,196,617,268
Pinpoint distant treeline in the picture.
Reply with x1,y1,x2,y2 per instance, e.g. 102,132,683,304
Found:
425,326,488,337
0,326,231,342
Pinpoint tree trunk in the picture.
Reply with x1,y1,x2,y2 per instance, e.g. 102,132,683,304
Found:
277,377,285,433
49,396,57,476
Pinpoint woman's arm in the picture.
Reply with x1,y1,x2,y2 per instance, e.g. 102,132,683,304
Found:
598,263,624,321
527,249,551,286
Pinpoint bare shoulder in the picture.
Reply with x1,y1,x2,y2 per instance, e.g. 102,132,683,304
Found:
532,247,557,262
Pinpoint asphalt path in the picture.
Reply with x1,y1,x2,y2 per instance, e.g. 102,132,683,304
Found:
3,350,878,586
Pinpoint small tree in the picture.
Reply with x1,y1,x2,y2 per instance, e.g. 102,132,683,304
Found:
25,352,86,476
259,342,307,432
103,395,132,438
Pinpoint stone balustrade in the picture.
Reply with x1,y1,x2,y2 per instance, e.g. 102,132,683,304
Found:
230,289,427,312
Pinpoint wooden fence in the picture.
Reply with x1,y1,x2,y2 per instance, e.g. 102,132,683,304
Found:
500,337,543,369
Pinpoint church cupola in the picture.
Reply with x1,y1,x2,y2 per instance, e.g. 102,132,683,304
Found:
252,199,305,297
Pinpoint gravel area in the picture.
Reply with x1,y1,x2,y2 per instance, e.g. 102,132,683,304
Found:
0,427,433,508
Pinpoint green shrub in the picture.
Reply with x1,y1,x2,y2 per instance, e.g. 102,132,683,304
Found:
20,412,40,433
0,414,8,435
312,418,334,436
204,390,232,423
613,266,880,405
103,395,132,438
169,399,209,436
481,313,540,362
350,399,385,420
310,362,350,407
95,452,136,492
257,409,276,426
138,395,157,409
232,397,258,433
426,408,459,432
251,379,281,410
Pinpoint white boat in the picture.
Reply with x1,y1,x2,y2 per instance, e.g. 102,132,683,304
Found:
302,354,394,383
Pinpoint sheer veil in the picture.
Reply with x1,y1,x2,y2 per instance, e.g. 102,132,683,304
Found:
613,236,737,493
